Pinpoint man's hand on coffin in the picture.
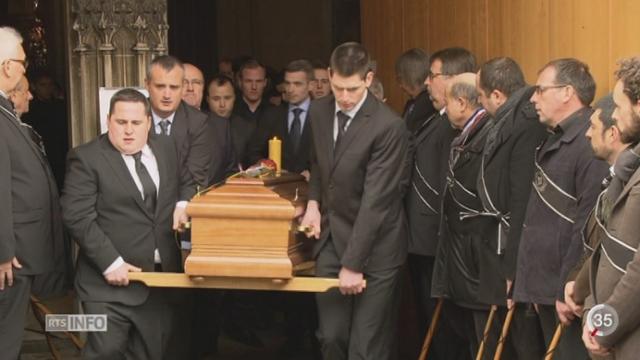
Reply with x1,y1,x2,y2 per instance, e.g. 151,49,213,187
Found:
300,200,321,239
339,267,365,295
300,170,310,182
173,205,189,232
104,262,142,286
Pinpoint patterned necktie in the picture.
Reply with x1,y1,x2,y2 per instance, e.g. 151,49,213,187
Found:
290,108,303,152
335,111,350,150
132,151,157,214
159,119,170,136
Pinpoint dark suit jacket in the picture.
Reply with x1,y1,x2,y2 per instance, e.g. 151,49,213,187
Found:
228,113,253,168
432,111,493,308
405,111,458,256
514,107,608,304
0,96,65,276
403,89,437,133
61,134,195,306
308,93,411,273
246,104,312,173
207,113,237,185
472,86,547,305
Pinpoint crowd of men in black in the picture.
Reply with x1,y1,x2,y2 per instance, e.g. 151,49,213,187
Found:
4,22,640,360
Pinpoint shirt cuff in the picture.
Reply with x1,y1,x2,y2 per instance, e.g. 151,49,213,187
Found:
176,201,188,209
103,256,124,275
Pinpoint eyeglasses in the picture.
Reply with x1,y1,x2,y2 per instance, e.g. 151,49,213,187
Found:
534,84,568,95
427,71,446,80
7,58,28,70
183,79,204,87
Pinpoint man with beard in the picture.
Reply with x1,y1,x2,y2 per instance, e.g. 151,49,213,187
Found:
563,95,626,320
473,57,548,359
582,57,640,359
514,58,608,359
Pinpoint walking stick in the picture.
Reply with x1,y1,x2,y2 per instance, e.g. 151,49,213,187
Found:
476,305,497,360
418,297,444,360
493,305,515,360
544,323,563,360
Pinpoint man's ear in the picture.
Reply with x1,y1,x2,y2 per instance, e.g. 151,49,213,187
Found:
491,89,506,107
364,71,374,87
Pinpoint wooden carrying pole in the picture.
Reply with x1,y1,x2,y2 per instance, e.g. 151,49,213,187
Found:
128,272,359,293
544,323,563,360
476,305,497,360
418,297,444,360
493,305,515,360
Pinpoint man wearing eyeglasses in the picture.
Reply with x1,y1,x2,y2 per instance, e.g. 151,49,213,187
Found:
182,63,205,110
513,58,608,359
406,47,474,359
0,26,66,359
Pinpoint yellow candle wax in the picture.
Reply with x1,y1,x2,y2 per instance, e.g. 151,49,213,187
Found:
268,136,282,175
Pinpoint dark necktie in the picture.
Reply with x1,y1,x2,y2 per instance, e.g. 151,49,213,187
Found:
335,111,350,149
290,108,303,152
159,119,170,135
132,152,157,214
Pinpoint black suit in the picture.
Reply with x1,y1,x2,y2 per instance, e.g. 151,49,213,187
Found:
246,103,312,173
166,102,235,187
207,113,237,185
61,134,195,358
0,96,67,359
309,93,410,359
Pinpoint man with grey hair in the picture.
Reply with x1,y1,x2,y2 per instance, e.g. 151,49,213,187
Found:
8,76,32,118
432,72,494,358
514,58,608,359
0,26,66,358
395,48,436,132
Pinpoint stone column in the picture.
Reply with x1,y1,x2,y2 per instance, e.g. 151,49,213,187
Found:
64,0,169,146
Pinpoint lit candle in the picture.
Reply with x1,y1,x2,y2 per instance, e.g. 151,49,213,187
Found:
268,136,282,175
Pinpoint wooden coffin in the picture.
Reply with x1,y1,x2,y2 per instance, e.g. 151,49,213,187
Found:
184,172,312,279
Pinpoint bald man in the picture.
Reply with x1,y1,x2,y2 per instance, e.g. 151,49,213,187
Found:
182,63,205,109
431,73,500,358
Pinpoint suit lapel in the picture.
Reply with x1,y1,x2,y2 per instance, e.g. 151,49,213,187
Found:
331,95,375,172
148,137,168,219
415,112,441,145
0,102,49,166
170,103,188,151
612,167,640,211
100,136,154,220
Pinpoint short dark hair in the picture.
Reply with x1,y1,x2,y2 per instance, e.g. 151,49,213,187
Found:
542,58,596,106
395,48,429,89
108,88,151,117
285,59,314,81
311,59,328,70
207,74,234,94
207,74,234,92
146,55,184,80
479,57,526,97
615,57,640,104
329,42,371,79
593,94,616,129
238,59,266,79
430,47,476,76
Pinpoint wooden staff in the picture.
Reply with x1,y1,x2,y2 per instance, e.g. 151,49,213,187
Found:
476,305,497,360
493,305,515,360
418,297,444,360
543,323,563,360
